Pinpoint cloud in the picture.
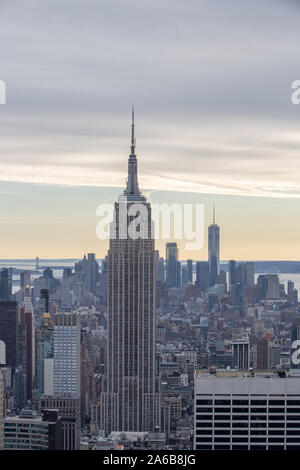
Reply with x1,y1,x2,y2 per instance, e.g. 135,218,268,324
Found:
0,0,300,198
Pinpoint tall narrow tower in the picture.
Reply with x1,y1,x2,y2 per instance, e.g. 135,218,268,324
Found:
208,204,220,287
100,110,161,433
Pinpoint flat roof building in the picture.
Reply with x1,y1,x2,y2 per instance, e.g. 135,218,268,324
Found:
194,370,300,450
3,409,62,450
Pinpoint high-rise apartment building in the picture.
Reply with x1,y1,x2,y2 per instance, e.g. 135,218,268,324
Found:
53,312,80,398
257,274,280,300
100,110,161,434
39,289,49,314
236,262,255,288
18,271,31,305
156,253,165,283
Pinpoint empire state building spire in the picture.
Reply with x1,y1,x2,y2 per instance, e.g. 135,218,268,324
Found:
131,106,135,155
100,109,161,434
124,107,143,199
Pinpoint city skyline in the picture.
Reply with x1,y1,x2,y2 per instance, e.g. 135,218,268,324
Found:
1,0,300,259
2,0,300,456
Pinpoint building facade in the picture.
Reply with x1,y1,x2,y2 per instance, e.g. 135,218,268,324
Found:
194,370,300,450
100,111,161,433
3,409,62,450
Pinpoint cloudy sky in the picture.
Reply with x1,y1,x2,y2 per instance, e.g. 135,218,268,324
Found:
0,0,300,259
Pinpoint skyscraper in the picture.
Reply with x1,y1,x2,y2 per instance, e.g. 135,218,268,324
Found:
22,285,35,400
53,312,80,398
166,242,181,288
187,259,193,284
208,206,220,287
0,301,18,371
39,289,49,314
100,110,161,433
228,260,237,287
38,314,53,398
196,261,209,291
0,268,12,301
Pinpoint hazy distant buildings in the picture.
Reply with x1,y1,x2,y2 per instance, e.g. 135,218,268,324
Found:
0,268,12,301
20,285,35,400
187,259,193,284
13,366,26,411
236,262,255,288
196,261,209,291
166,242,181,288
228,260,236,286
208,207,220,287
257,274,280,300
19,271,31,305
229,261,256,306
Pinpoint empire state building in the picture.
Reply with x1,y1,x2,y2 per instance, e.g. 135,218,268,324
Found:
100,110,161,433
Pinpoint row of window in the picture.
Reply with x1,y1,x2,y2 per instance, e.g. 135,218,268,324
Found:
195,445,298,450
195,437,300,442
196,422,300,428
197,415,300,420
197,399,300,405
196,430,300,435
196,407,300,413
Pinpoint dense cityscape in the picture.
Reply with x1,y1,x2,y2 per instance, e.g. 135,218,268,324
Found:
1,117,300,452
1,2,300,458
